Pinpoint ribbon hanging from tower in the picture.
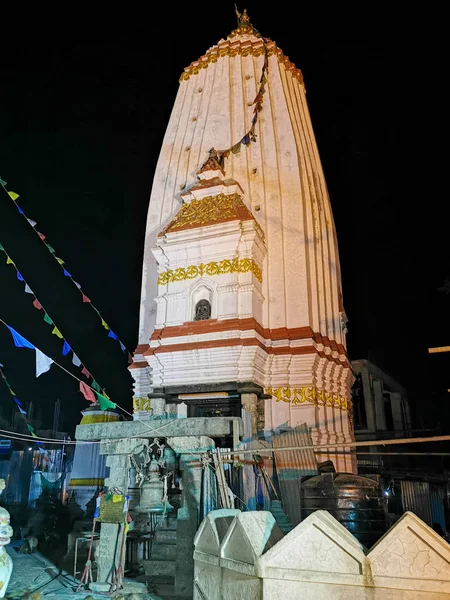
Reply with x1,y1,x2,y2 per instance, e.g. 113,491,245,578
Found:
200,37,270,170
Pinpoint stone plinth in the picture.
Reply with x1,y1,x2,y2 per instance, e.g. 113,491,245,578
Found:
194,509,240,600
76,416,243,442
194,509,450,599
219,512,283,600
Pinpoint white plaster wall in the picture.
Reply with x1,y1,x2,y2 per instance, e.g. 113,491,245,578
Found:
138,34,345,352
153,218,265,327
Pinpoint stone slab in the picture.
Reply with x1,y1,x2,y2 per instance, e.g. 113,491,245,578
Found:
76,416,243,442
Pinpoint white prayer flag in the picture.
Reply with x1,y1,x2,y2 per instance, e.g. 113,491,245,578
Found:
72,353,82,367
36,348,54,377
27,218,37,227
24,284,34,294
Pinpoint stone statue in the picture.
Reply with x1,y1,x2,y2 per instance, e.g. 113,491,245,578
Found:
0,479,13,598
195,299,211,321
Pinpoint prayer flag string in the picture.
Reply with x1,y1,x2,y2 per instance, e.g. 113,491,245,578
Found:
0,363,43,446
0,179,132,364
0,318,118,412
0,238,110,398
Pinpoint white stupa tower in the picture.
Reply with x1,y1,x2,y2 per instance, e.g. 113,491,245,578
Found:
130,10,355,472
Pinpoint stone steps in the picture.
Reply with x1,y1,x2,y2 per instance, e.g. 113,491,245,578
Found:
270,499,294,534
154,529,177,545
151,541,177,561
157,515,177,531
143,558,176,584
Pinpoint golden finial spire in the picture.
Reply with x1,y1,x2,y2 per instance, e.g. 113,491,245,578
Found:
229,6,260,38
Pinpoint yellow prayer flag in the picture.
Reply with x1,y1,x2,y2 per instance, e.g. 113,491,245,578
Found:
8,191,19,201
125,523,129,534
52,326,63,339
101,319,110,330
56,257,65,265
9,389,15,396
103,391,110,400
6,256,15,265
112,494,122,503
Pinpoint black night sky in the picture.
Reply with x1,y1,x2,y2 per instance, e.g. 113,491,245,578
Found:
0,10,448,437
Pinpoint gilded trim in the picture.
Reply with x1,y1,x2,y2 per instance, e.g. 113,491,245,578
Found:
69,478,105,487
157,258,262,285
180,42,304,87
265,386,351,412
159,193,253,235
133,397,151,412
79,414,120,425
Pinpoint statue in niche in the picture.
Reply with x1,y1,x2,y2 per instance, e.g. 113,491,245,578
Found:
195,299,211,321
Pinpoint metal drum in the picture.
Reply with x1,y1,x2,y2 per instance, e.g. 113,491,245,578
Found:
301,472,386,549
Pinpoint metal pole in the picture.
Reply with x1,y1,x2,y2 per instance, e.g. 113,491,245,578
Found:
222,434,450,456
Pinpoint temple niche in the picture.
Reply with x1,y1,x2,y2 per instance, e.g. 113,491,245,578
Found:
194,299,211,321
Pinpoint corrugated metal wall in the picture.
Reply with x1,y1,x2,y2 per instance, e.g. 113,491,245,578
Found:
272,424,318,526
430,486,446,530
400,480,433,525
0,451,33,505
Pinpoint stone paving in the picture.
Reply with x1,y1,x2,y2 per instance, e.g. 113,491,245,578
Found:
5,541,162,600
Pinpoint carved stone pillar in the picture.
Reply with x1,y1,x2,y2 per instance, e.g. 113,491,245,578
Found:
241,393,258,437
167,436,215,598
95,454,130,585
240,393,259,510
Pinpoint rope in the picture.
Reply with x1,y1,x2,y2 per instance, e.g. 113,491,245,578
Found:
75,518,98,592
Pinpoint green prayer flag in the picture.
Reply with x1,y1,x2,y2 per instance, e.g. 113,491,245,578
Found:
91,380,102,393
52,326,63,339
0,177,7,186
43,313,53,325
95,392,116,411
27,423,35,434
46,244,55,253
0,243,4,251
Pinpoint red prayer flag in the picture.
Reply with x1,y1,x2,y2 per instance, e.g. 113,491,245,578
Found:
32,298,42,310
81,366,91,378
37,232,46,240
82,294,91,303
79,380,96,403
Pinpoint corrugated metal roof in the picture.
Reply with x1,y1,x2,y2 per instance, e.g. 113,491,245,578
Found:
272,423,318,526
400,480,432,525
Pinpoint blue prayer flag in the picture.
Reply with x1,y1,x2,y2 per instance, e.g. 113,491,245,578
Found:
62,340,71,356
6,325,35,349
